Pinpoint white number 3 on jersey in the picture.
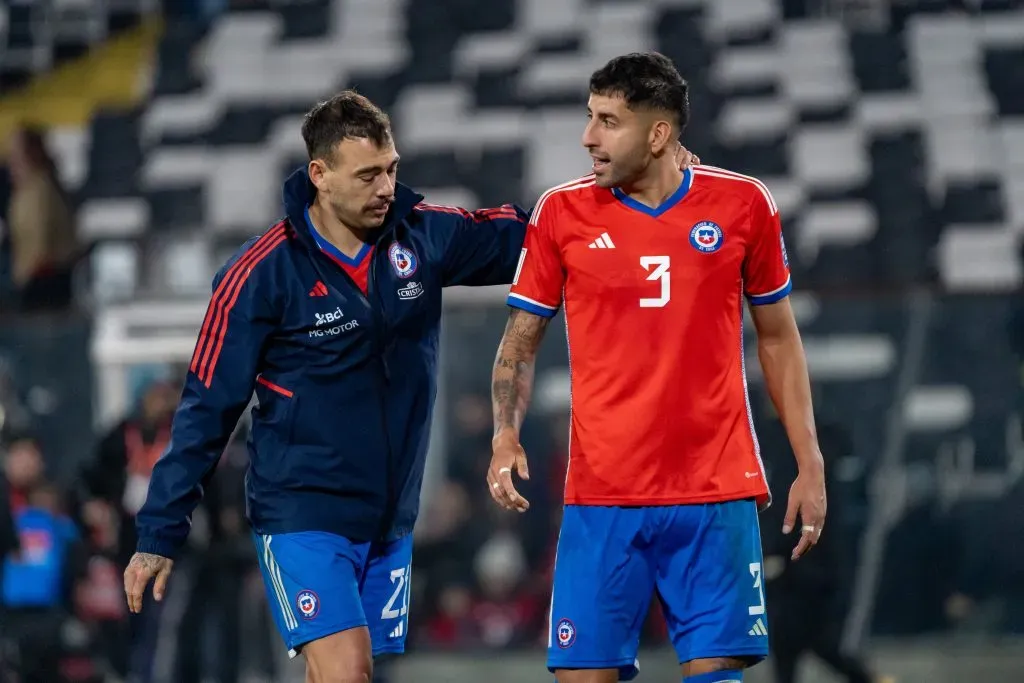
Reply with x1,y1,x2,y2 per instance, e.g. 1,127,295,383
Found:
640,256,671,308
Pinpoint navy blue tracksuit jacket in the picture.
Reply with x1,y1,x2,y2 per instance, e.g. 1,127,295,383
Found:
135,169,528,558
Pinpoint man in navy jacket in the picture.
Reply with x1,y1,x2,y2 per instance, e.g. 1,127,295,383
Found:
121,91,533,681
123,90,697,682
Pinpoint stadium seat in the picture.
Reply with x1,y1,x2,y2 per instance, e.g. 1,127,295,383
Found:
5,0,1021,551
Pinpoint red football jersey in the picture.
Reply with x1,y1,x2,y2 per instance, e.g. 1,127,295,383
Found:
508,166,791,508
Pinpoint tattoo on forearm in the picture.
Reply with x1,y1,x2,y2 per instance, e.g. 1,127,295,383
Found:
492,308,550,436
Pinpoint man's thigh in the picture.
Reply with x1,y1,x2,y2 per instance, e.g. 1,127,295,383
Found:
655,499,770,666
358,534,414,657
547,506,656,682
252,531,369,658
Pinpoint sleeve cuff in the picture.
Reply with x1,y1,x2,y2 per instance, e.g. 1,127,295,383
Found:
746,277,792,306
136,536,183,560
506,293,559,318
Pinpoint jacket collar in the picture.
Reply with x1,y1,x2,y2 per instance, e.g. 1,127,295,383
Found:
282,166,424,250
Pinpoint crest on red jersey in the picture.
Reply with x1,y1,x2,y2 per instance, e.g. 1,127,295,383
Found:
689,221,724,253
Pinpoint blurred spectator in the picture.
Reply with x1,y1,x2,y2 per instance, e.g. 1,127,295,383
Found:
0,164,12,303
944,480,1024,636
80,378,177,567
414,479,487,642
422,582,478,648
4,127,78,312
77,378,176,682
4,433,47,509
167,432,253,683
759,412,875,683
470,527,542,649
0,476,16,560
446,393,494,484
1,477,84,683
0,356,33,438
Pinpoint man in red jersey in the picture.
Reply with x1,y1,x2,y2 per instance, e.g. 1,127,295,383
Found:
489,52,826,683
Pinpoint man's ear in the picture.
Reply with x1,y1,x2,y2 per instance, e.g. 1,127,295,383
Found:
308,159,327,190
649,120,676,156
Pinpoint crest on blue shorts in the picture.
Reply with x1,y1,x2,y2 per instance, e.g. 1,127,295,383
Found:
556,618,576,648
296,589,320,619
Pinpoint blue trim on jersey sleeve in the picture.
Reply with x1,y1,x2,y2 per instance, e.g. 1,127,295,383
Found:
746,278,793,306
611,168,692,218
305,205,372,266
506,295,558,318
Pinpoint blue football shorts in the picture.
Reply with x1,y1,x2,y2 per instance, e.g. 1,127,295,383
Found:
252,531,413,658
547,500,768,679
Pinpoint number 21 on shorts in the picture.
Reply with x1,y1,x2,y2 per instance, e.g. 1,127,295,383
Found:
640,255,670,308
381,564,412,620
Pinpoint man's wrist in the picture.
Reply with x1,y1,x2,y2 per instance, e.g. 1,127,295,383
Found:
492,427,520,446
794,447,824,475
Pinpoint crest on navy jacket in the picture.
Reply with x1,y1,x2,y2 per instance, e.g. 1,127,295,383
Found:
388,242,418,278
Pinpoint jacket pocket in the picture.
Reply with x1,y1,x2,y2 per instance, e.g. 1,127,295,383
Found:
252,377,296,454
256,376,293,398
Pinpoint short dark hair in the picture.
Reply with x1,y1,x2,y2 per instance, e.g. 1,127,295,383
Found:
589,52,690,133
301,90,392,162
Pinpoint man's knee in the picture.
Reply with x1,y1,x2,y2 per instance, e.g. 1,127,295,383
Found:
306,655,372,683
682,656,754,680
555,669,619,683
310,672,371,683
302,628,374,683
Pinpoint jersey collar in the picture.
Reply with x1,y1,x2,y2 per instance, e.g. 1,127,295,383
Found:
611,167,693,218
304,205,372,267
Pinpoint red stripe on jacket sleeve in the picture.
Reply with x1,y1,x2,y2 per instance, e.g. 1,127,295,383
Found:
190,223,285,375
191,224,286,386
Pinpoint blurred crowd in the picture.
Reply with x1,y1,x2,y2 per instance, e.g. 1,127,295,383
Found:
1,109,1024,682
0,367,284,683
6,368,1023,683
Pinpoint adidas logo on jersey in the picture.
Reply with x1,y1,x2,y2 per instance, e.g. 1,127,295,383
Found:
588,232,615,249
748,618,768,637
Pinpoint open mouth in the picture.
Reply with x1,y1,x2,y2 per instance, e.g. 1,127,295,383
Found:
591,155,610,172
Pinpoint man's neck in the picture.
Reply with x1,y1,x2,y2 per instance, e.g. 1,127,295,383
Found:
620,158,685,210
308,201,370,260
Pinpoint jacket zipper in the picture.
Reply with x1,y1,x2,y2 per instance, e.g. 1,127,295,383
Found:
368,233,398,536
308,225,400,539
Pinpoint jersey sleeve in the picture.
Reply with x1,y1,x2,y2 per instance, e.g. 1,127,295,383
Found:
506,200,564,318
743,186,793,306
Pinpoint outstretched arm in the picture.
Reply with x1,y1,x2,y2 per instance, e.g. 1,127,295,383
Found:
125,232,280,612
430,147,699,287
418,203,529,287
489,307,551,512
